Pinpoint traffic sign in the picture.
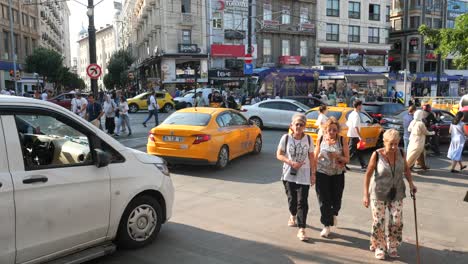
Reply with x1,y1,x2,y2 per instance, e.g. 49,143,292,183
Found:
244,63,253,75
244,54,253,64
86,64,102,79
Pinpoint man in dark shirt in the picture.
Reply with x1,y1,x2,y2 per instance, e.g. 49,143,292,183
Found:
422,104,440,155
86,94,103,127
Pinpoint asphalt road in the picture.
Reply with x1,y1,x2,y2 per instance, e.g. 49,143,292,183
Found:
88,111,468,264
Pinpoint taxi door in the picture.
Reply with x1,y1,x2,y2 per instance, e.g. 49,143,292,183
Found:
359,112,382,148
230,111,252,155
216,112,242,158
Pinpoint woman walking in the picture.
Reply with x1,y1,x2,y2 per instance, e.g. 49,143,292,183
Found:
447,112,467,173
406,110,435,169
363,129,417,260
103,95,117,135
276,113,315,241
315,105,329,137
314,117,349,238
115,95,132,137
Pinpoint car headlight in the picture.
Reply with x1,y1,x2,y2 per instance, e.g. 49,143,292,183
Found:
155,163,170,176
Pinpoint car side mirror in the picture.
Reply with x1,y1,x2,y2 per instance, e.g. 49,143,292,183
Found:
297,108,304,112
95,149,112,168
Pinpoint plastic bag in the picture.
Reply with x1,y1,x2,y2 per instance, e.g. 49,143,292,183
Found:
357,140,366,150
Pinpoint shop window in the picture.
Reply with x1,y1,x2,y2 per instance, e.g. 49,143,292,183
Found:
366,55,385,66
344,54,363,66
320,54,339,65
176,61,200,79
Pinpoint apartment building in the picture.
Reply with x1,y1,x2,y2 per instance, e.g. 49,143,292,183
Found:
255,0,317,68
124,0,208,92
0,0,40,91
316,0,391,72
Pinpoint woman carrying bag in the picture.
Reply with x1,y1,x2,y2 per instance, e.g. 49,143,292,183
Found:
363,129,417,260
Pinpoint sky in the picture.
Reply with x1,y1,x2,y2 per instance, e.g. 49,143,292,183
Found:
68,0,117,62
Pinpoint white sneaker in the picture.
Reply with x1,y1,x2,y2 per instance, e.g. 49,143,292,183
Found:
333,216,338,227
320,226,331,238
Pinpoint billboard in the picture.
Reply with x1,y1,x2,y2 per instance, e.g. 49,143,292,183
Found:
447,1,467,28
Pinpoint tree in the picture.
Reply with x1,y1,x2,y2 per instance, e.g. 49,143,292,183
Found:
419,13,468,69
25,47,63,89
105,49,134,90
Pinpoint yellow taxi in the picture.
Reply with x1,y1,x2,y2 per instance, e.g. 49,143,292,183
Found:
147,107,262,168
304,106,384,149
127,91,175,113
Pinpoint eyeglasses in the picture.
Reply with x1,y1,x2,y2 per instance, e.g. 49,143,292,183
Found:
295,123,305,127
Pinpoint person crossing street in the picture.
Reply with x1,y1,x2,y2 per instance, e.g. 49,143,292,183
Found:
142,91,159,127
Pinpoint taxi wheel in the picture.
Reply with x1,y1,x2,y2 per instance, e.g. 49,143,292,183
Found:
252,136,262,154
216,145,229,169
129,104,139,113
163,103,174,113
249,117,263,129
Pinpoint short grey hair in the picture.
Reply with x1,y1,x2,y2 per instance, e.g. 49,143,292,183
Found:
291,113,307,124
383,129,400,142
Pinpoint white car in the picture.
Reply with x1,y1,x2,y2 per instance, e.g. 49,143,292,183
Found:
241,99,311,129
0,95,174,264
173,88,218,107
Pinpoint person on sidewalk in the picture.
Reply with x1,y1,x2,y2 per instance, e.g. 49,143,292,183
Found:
142,91,159,127
276,113,315,242
406,110,435,169
85,94,103,128
422,104,441,156
314,117,349,238
115,95,132,136
347,100,367,170
447,112,467,173
195,91,208,107
403,105,416,152
103,94,117,135
363,129,417,260
71,91,88,118
315,105,329,138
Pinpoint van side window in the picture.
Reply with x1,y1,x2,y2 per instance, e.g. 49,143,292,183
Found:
14,114,93,170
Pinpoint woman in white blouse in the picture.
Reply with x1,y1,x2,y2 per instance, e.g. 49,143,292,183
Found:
316,105,329,137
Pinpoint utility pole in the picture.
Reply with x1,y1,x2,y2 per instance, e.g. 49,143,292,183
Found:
87,0,98,98
436,0,447,96
246,0,252,96
7,0,18,94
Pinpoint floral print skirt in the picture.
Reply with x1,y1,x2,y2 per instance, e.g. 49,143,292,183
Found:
370,199,404,252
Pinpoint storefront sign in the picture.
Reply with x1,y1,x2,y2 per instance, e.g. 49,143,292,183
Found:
225,0,248,9
208,69,244,78
211,44,258,59
279,56,301,65
178,44,201,54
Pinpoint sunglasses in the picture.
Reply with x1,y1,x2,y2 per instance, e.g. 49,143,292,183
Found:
294,123,305,127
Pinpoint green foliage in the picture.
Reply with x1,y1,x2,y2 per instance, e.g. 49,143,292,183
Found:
105,49,135,90
419,13,468,69
25,47,63,83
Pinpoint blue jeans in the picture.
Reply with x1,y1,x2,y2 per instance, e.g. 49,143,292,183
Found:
404,137,409,153
117,114,132,135
143,109,159,126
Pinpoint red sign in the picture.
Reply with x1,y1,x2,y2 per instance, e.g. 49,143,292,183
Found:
86,64,102,79
279,56,301,65
211,44,245,57
244,54,252,64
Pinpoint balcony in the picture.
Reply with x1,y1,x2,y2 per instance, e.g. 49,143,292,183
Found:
181,13,194,26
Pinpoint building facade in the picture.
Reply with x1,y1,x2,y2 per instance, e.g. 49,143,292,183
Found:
125,0,208,93
316,0,391,72
255,0,317,68
77,25,117,90
0,0,40,92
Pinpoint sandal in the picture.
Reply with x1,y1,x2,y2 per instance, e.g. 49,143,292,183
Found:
288,216,297,227
297,229,308,241
388,248,400,258
461,165,467,171
369,245,376,252
375,249,385,260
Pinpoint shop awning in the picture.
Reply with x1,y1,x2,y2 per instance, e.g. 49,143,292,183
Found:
345,73,388,82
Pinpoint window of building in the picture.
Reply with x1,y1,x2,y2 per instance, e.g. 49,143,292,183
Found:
1,5,7,19
348,25,360,42
22,13,26,26
410,16,420,28
386,6,390,22
369,4,380,21
410,0,421,8
393,19,402,31
344,54,363,66
13,9,18,24
14,34,19,57
3,31,9,60
281,6,290,24
182,30,191,44
446,59,460,70
263,39,271,63
424,61,437,72
349,2,360,19
263,4,272,21
300,7,309,24
366,55,385,66
212,12,223,29
433,18,441,28
282,39,290,56
326,24,339,41
181,0,191,13
320,54,339,65
425,18,432,27
409,38,419,54
327,0,339,17
24,36,29,56
300,40,307,57
368,27,379,43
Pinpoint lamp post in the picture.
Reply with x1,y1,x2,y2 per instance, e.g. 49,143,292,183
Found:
87,1,98,98
7,0,18,94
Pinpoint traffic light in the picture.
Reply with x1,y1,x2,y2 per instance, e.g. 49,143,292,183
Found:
9,70,14,77
16,70,20,80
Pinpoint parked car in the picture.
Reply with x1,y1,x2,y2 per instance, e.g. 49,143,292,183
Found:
241,99,311,129
381,108,455,143
147,107,262,168
0,95,174,263
304,106,384,149
127,92,175,113
48,92,89,110
173,88,218,109
284,96,328,108
362,102,405,121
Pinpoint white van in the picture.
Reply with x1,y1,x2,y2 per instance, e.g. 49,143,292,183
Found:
0,95,174,264
173,87,218,108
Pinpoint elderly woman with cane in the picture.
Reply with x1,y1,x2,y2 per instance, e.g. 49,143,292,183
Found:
363,129,417,260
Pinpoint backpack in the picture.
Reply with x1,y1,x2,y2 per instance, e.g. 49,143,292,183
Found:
283,134,311,151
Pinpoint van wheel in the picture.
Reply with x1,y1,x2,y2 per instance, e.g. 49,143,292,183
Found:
163,103,174,112
115,195,162,249
252,136,262,154
129,104,139,113
216,145,229,169
249,117,263,129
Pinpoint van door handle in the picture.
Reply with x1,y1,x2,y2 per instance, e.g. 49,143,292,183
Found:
23,175,48,184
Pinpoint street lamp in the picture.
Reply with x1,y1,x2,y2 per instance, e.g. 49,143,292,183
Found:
7,0,18,94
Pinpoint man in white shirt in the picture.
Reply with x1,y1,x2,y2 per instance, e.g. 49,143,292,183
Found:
41,90,49,100
346,100,367,170
71,92,88,118
142,91,159,127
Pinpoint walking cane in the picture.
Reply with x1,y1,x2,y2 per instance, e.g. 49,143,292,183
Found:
411,190,421,264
